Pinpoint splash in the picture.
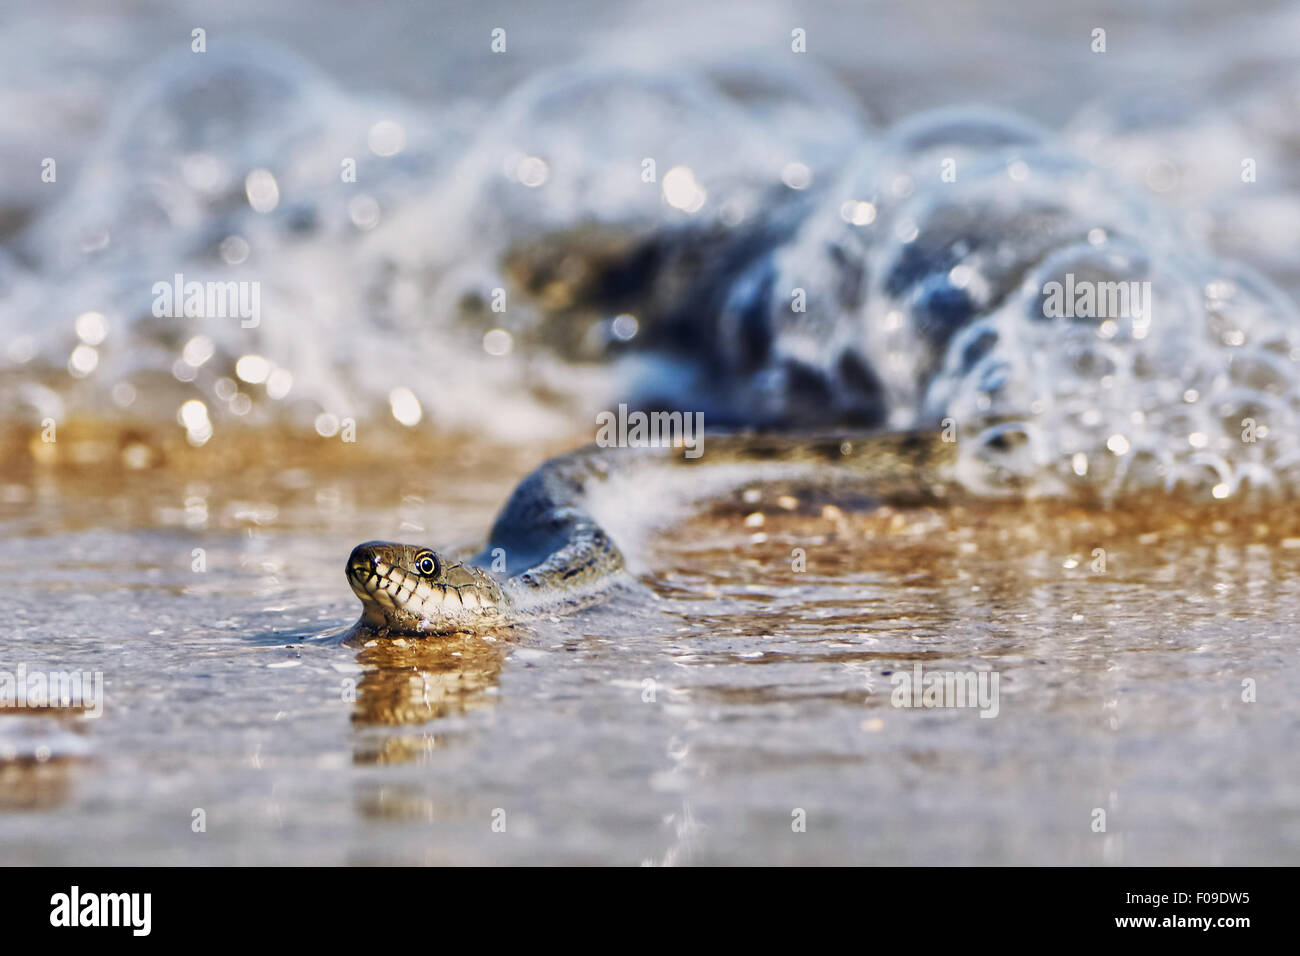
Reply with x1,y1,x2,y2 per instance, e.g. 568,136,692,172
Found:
4,43,1300,503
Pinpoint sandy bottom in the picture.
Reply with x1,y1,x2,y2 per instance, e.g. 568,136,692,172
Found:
1,434,1297,864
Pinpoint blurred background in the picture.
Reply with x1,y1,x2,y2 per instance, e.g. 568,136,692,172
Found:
6,0,1300,449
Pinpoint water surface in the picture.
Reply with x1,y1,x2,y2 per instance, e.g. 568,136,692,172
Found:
3,448,1296,864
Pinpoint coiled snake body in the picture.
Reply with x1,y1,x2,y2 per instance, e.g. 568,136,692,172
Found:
346,431,955,637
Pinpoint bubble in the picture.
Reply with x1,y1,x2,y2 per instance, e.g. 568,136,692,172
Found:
235,355,271,384
314,413,340,437
266,368,293,400
700,57,866,176
515,156,549,188
610,314,639,341
662,166,707,213
367,120,407,157
840,200,877,225
178,399,208,430
6,336,35,364
24,42,349,282
131,45,328,143
245,169,280,213
74,311,108,345
780,162,812,190
68,345,98,377
219,235,251,265
885,107,1048,157
483,329,513,356
179,399,212,445
442,65,769,243
388,387,422,426
348,194,381,230
182,336,214,367
726,106,1300,500
111,382,136,407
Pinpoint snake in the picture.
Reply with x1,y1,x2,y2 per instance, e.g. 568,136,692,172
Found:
341,105,1256,639
345,430,957,637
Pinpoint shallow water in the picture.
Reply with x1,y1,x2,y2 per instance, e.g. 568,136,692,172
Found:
3,449,1298,864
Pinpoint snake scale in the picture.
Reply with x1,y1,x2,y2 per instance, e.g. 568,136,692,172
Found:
346,430,956,637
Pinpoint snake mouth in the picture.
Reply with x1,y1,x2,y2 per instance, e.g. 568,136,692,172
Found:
348,552,427,614
345,540,500,634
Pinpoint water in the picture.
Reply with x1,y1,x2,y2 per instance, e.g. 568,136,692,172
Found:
6,464,1298,863
2,0,1300,864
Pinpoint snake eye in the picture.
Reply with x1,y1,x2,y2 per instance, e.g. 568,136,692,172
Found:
414,552,439,577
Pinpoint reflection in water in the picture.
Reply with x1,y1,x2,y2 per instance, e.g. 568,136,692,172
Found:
346,631,513,832
1,467,1296,860
347,630,511,765
0,711,94,812
0,756,79,812
642,802,702,867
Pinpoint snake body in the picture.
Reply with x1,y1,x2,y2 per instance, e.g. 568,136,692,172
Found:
346,430,956,636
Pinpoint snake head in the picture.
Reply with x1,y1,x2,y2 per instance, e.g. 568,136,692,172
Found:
346,540,504,635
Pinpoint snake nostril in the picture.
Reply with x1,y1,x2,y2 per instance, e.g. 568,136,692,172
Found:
347,544,379,579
